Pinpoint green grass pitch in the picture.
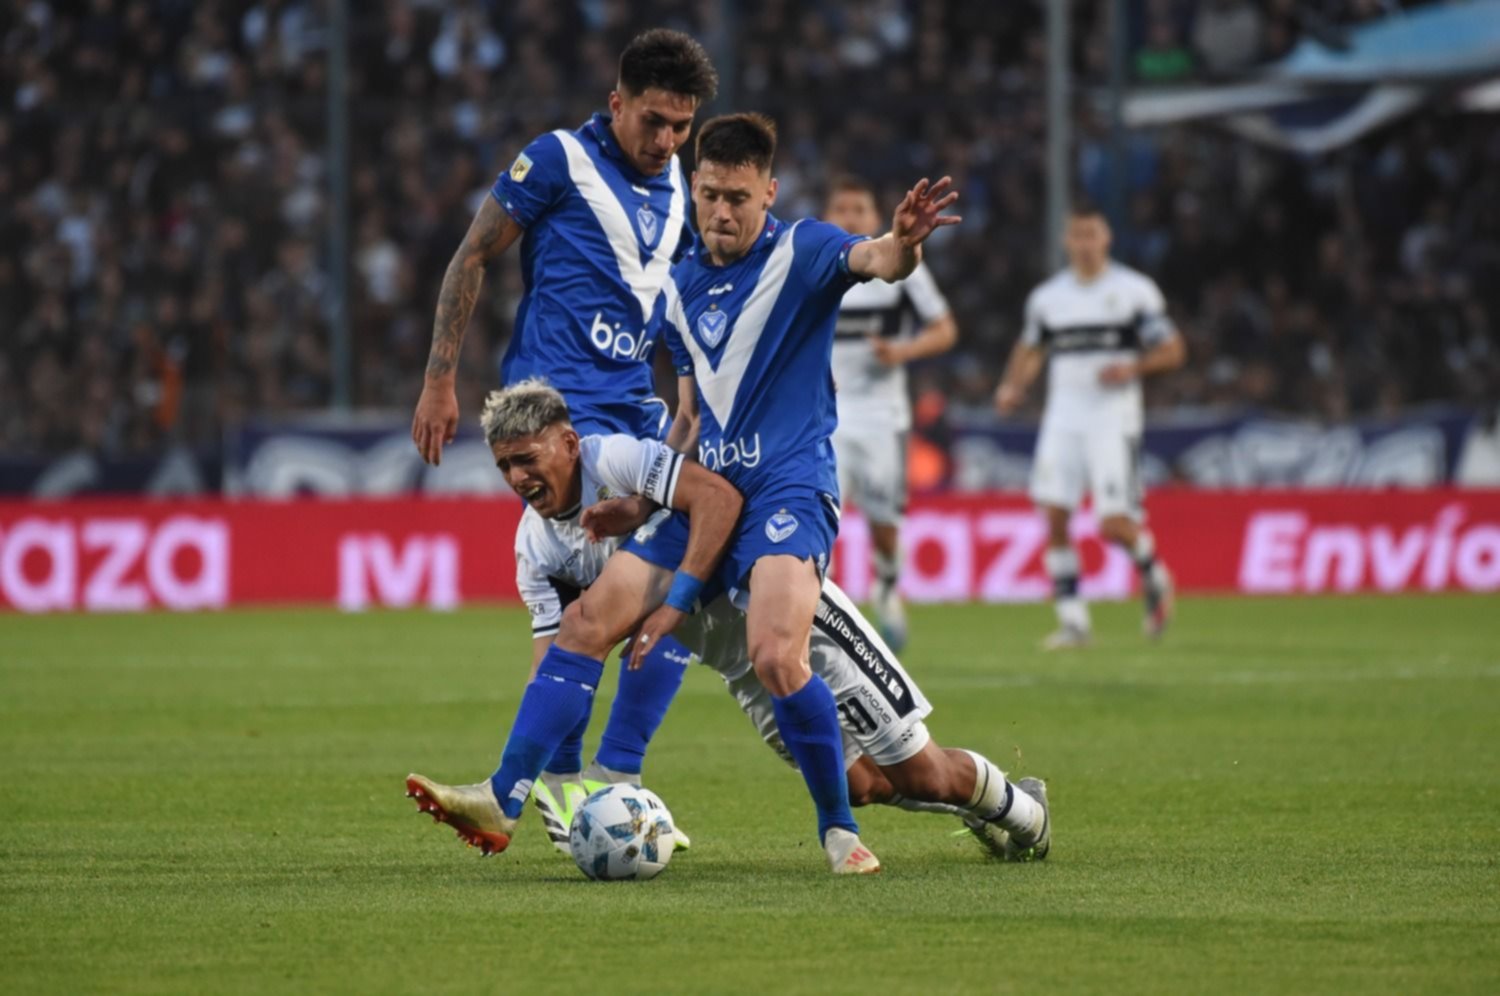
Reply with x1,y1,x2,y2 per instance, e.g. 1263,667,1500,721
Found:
3,596,1498,994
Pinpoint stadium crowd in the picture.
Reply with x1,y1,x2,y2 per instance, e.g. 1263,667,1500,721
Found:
2,0,1496,457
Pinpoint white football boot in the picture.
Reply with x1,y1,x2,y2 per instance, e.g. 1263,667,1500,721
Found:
405,774,516,856
824,827,882,875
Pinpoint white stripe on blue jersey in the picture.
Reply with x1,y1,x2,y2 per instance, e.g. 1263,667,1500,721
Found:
664,214,869,499
492,114,688,422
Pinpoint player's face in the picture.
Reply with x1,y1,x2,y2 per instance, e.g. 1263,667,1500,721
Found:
491,424,582,519
693,161,777,263
1064,214,1111,274
609,86,697,176
824,189,880,237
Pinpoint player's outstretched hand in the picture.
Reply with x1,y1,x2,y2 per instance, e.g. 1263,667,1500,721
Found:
412,382,460,466
627,606,687,670
893,176,961,249
581,496,657,542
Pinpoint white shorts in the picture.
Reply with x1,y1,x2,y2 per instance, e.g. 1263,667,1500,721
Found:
1029,424,1144,520
724,584,933,770
832,425,908,526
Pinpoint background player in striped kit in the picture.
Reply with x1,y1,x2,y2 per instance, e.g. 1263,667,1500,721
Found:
994,203,1185,648
825,175,957,650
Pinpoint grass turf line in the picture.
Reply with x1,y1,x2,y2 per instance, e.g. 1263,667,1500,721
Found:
1,596,1497,994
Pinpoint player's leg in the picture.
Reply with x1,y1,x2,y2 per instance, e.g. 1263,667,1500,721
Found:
878,742,1050,861
493,549,671,808
1041,503,1090,647
746,553,876,874
585,406,690,787
1089,432,1174,637
1031,426,1091,647
864,431,910,650
811,580,1050,858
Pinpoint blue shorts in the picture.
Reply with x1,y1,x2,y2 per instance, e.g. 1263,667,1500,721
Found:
570,396,670,441
623,486,839,600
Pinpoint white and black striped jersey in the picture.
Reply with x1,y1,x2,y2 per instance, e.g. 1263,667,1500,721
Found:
831,261,950,431
515,434,684,638
1021,263,1175,434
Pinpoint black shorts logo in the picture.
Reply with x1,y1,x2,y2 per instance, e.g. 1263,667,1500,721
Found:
813,595,915,718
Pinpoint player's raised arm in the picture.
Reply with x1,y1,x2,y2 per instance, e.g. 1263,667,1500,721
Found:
848,177,961,283
413,196,524,465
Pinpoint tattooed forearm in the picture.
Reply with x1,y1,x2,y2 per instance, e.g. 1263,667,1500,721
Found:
423,197,521,383
425,255,484,381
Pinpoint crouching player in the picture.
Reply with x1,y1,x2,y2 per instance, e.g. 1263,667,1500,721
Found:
406,379,743,858
410,380,1049,862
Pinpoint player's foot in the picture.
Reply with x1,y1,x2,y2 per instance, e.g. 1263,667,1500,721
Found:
824,827,882,875
1002,777,1050,862
1143,564,1175,639
405,773,515,856
873,581,909,652
1041,624,1091,650
532,772,589,855
582,761,692,852
960,815,1012,859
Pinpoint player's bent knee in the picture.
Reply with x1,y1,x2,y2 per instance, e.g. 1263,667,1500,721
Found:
1099,515,1136,545
556,598,614,658
750,653,810,698
847,759,894,808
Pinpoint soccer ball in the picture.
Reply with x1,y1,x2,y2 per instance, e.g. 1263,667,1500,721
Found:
567,784,676,881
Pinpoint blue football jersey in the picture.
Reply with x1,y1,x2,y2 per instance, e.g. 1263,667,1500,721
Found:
492,114,690,421
663,214,869,499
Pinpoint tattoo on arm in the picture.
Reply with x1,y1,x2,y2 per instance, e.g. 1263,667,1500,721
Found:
425,199,520,381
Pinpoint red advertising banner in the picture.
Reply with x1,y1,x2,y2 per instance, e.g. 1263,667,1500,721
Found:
1,490,1498,613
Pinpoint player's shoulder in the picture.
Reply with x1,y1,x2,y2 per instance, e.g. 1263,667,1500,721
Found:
585,431,648,462
790,216,851,248
1104,261,1163,295
513,506,555,561
1028,268,1074,305
508,129,568,175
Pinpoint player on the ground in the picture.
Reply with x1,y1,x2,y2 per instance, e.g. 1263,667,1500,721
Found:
407,29,719,834
409,380,1049,863
994,202,1185,648
825,175,957,650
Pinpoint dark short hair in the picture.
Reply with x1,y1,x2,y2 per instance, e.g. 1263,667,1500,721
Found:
619,29,718,103
828,174,877,204
1068,198,1106,220
695,113,777,173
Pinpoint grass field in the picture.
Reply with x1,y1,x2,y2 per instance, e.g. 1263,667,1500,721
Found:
3,596,1498,994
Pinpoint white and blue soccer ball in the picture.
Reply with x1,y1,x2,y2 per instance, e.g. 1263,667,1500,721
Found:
567,784,676,881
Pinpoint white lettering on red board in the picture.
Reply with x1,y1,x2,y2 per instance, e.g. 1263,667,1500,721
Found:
0,516,228,612
337,534,459,611
1238,504,1500,593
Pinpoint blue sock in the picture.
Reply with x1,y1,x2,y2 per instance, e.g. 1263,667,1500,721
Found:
489,646,603,819
595,635,689,775
770,674,858,842
544,709,589,776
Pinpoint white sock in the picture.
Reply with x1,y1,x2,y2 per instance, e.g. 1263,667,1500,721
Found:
1044,547,1090,630
873,548,901,595
962,750,1044,838
1132,530,1155,565
584,759,637,786
886,793,967,817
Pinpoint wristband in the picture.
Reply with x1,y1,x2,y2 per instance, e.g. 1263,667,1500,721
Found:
664,571,705,614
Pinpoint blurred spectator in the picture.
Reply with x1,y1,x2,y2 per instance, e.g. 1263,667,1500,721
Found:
0,0,1494,464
